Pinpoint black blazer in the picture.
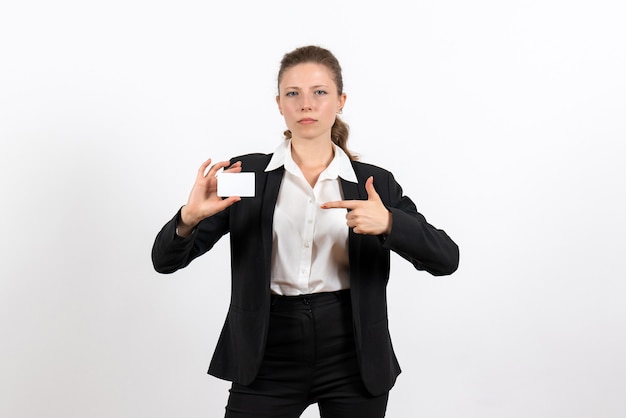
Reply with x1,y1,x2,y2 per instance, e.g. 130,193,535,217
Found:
152,152,459,396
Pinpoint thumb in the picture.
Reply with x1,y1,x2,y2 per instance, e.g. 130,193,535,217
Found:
365,176,381,201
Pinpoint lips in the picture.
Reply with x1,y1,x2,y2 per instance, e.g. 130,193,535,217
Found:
298,118,316,124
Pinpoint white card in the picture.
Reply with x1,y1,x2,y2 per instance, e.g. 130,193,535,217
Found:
217,172,255,197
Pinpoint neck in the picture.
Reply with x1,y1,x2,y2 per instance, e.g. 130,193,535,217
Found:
290,138,334,170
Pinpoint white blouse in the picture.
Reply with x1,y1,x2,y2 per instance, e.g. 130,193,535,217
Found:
264,140,358,296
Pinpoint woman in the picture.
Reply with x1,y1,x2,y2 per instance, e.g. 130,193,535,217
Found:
152,45,459,418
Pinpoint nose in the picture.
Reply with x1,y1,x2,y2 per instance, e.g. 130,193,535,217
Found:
300,95,312,111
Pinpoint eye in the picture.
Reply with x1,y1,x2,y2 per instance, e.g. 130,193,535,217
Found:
285,91,298,97
314,90,327,95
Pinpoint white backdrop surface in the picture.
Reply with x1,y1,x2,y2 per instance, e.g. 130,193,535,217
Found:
1,1,625,417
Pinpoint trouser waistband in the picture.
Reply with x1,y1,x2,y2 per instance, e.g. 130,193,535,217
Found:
270,289,351,310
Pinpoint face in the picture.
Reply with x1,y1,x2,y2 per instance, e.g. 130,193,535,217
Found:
276,63,346,142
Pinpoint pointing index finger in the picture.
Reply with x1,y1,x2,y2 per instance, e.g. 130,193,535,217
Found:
321,200,359,209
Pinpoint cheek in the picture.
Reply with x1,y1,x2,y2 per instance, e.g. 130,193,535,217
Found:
320,102,337,115
282,104,298,116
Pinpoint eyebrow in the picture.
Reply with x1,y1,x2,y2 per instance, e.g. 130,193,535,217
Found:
283,84,330,90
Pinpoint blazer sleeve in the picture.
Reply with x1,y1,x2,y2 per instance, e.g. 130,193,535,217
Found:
151,207,231,274
381,172,459,276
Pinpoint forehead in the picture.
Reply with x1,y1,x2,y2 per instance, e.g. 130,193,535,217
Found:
279,62,336,87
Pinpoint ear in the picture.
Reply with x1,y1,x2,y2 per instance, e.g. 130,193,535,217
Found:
276,95,283,115
337,92,347,113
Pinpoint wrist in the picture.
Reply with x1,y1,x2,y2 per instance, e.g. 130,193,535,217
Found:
177,206,200,237
180,205,201,228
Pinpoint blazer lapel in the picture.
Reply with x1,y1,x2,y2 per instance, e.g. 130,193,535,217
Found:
340,176,365,332
261,167,284,282
340,177,361,201
340,176,364,283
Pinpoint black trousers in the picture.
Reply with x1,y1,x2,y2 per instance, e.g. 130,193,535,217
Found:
224,290,389,418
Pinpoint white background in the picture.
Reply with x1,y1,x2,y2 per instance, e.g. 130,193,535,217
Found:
1,1,625,417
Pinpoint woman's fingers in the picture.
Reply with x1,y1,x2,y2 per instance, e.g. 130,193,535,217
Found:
198,159,243,182
198,158,213,177
224,161,243,173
